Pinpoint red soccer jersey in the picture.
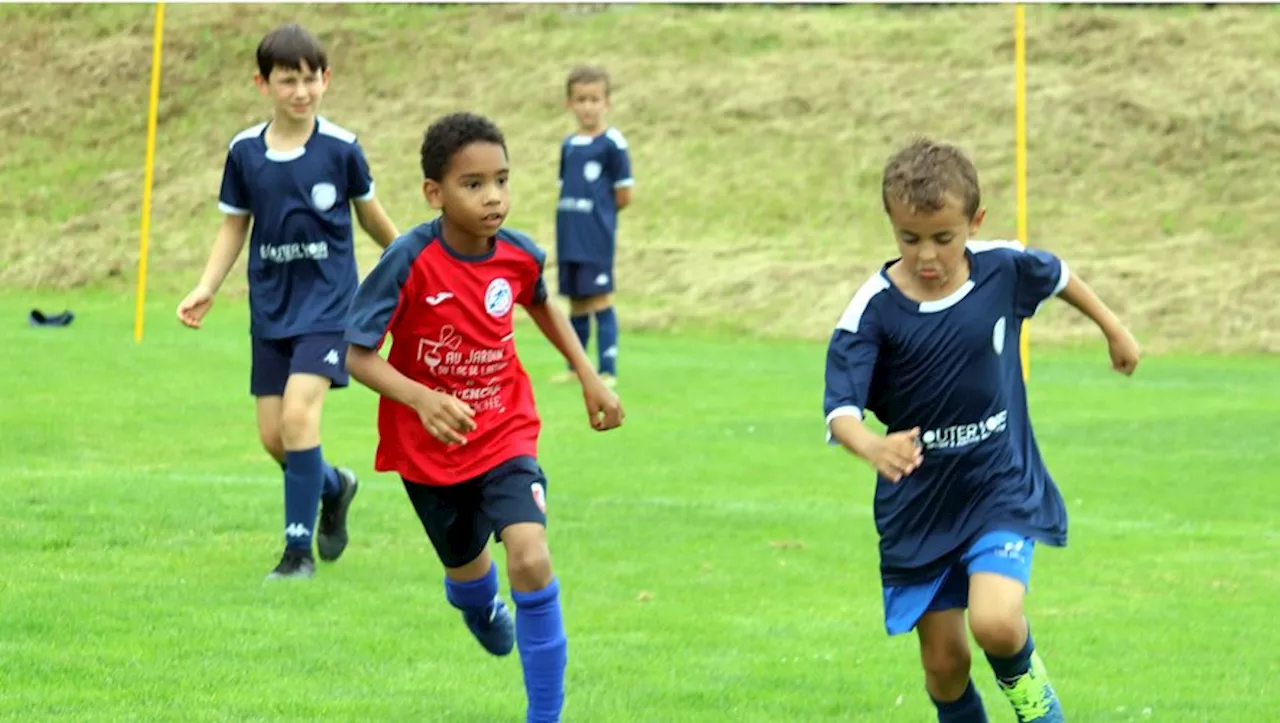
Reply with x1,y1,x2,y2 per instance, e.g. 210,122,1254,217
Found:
345,218,548,485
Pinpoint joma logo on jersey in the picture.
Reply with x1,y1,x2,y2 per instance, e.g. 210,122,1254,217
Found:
921,410,1008,451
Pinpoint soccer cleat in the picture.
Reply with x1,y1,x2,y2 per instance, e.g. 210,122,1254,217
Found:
998,652,1064,722
461,597,515,656
317,467,359,562
549,370,577,384
599,372,617,389
266,549,316,580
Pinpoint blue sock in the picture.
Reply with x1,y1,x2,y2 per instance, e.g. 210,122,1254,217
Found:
595,307,618,376
445,561,499,613
512,579,567,723
986,628,1035,683
283,447,324,554
569,314,590,370
319,452,341,502
932,679,988,722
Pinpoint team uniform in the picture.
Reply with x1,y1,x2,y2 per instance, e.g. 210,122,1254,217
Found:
823,240,1071,635
346,217,567,723
555,128,633,298
345,217,553,556
219,116,376,396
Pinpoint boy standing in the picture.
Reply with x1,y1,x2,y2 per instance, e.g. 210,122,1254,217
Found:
176,24,400,580
553,65,634,387
823,138,1141,722
345,112,623,723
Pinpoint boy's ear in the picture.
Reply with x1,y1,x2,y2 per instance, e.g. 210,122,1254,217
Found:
969,207,987,237
254,72,269,96
423,179,443,210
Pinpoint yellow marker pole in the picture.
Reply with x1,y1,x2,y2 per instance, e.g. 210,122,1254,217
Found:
1014,4,1031,381
134,2,166,343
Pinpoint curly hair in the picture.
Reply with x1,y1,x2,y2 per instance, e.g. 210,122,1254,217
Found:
419,112,508,181
881,137,982,219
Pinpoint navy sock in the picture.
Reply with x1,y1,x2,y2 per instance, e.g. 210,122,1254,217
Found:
319,454,341,501
513,579,567,723
595,306,618,376
932,679,989,722
569,314,591,370
445,561,499,613
282,447,324,554
986,627,1035,683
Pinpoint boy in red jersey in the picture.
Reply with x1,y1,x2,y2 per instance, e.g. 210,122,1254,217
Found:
344,112,622,723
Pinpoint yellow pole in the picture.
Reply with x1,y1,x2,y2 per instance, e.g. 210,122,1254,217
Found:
134,2,166,343
1015,4,1031,381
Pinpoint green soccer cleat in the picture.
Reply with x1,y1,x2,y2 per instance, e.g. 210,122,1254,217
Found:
998,652,1065,722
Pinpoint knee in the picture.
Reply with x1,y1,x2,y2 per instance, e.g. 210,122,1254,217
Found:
278,399,318,445
969,608,1027,656
258,430,285,463
920,638,972,684
505,541,553,592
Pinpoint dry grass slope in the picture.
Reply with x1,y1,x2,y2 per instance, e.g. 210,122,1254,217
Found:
2,4,1277,352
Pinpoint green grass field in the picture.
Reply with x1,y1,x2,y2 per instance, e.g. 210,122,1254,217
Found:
4,3,1280,721
3,290,1277,721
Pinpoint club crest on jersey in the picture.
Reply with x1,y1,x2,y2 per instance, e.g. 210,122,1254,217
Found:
485,278,514,318
310,182,337,211
583,161,602,182
992,316,1007,355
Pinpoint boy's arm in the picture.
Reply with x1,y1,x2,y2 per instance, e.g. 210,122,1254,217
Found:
353,197,399,248
524,300,595,378
606,129,634,211
196,214,251,293
1057,273,1125,339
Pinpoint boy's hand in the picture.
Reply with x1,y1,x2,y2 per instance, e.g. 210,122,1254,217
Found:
1105,326,1141,376
412,389,477,445
868,427,923,483
582,376,624,431
176,286,215,329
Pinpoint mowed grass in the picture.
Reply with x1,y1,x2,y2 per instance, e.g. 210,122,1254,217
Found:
2,289,1277,722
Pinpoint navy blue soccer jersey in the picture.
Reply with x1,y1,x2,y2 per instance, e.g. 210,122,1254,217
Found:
822,241,1073,587
555,128,633,266
219,117,376,340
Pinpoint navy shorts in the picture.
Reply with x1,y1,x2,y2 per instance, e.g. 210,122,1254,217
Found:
402,456,549,569
558,260,614,299
249,331,349,397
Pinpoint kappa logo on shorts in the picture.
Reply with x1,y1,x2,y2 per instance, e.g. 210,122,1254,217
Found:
485,278,514,318
530,482,547,514
323,349,339,366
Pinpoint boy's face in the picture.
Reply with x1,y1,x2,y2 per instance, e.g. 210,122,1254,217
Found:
566,81,609,132
255,62,330,123
423,142,511,237
886,193,985,289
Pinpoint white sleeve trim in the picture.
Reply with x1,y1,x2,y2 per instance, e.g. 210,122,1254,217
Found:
614,178,635,189
1052,259,1071,295
354,182,376,202
218,202,250,216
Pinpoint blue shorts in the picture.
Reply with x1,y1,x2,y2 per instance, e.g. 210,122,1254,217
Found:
249,332,349,397
558,261,614,299
882,530,1036,636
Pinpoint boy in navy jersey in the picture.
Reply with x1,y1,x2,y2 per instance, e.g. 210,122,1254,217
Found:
177,24,400,580
345,112,623,723
552,65,634,388
823,138,1141,723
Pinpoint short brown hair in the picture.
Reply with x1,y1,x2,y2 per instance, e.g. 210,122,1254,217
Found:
881,138,982,219
256,23,328,80
565,65,611,97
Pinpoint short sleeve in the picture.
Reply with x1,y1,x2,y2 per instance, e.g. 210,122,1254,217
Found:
557,143,566,188
604,129,634,189
519,246,549,307
1013,247,1070,318
345,239,416,350
823,280,888,444
347,142,375,202
217,149,251,215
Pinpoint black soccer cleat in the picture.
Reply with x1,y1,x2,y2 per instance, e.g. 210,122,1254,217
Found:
266,548,316,580
317,467,359,562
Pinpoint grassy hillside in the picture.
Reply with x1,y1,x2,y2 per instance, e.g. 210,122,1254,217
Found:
3,4,1278,352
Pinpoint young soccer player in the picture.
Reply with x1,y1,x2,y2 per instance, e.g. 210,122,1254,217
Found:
176,23,400,580
344,112,623,723
823,138,1141,723
552,64,635,388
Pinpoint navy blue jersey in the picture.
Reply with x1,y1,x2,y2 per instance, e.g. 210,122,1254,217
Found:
219,117,376,340
822,241,1072,587
555,128,633,266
